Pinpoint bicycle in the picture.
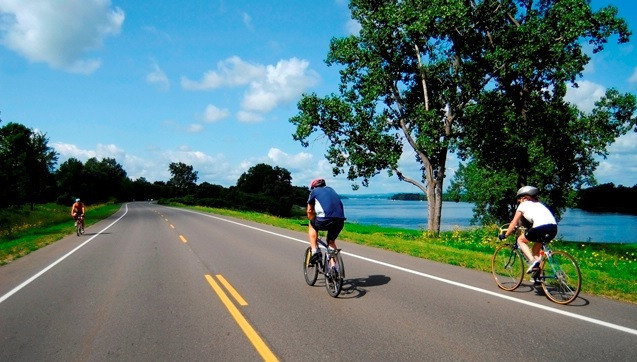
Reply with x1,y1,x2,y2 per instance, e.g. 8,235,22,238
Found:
303,237,345,297
74,214,85,236
492,224,582,304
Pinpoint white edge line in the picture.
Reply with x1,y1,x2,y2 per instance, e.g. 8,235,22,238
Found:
175,206,637,337
0,204,129,304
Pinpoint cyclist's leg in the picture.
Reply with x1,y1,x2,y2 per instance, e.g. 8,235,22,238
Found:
308,220,319,253
325,219,344,267
516,235,534,262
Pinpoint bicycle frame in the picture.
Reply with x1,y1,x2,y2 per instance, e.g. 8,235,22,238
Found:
303,236,345,297
493,223,581,304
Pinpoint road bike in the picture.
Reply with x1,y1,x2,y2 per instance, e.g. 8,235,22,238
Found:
492,224,582,304
303,237,345,297
74,214,85,236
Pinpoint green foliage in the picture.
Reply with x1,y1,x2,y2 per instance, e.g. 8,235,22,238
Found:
0,122,58,208
450,1,635,224
168,162,198,196
290,0,499,232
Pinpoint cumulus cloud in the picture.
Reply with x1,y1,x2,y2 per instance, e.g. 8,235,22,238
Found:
181,56,319,121
236,110,264,123
0,0,124,74
187,123,204,133
346,19,361,35
565,80,606,113
267,148,313,171
242,12,254,30
146,61,170,91
628,67,637,84
181,56,264,90
241,58,319,113
203,104,229,123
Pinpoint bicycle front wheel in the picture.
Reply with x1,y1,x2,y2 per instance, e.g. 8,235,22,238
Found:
492,244,525,291
541,251,581,304
76,221,81,236
303,247,318,286
325,252,344,297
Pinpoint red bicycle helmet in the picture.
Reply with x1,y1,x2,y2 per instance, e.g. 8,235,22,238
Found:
310,178,326,189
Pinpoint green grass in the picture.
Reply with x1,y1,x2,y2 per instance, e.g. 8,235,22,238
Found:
2,202,636,304
0,203,121,265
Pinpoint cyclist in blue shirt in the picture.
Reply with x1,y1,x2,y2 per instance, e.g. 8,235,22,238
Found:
307,178,346,262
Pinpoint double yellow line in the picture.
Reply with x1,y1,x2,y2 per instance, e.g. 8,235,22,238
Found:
205,274,278,362
160,211,278,360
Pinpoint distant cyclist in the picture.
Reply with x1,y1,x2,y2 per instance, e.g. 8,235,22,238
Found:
307,178,346,263
71,198,85,231
500,186,558,273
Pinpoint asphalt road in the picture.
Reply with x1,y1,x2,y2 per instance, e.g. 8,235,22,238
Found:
1,202,636,361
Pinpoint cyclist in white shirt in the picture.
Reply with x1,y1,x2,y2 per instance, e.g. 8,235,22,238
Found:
500,186,558,273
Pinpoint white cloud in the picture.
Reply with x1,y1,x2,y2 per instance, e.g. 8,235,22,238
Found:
0,0,124,74
182,56,319,121
181,56,265,90
203,104,229,123
52,142,124,161
565,80,606,113
241,58,319,113
242,12,253,30
267,148,313,171
187,123,204,133
345,19,361,35
146,61,170,91
236,110,264,123
628,67,637,84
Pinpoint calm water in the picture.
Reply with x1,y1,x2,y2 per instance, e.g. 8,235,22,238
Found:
341,198,637,244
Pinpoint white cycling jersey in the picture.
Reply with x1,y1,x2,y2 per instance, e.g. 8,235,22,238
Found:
517,200,556,227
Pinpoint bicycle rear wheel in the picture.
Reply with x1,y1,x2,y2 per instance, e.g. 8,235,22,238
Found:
492,244,525,291
303,247,318,286
541,251,581,304
325,251,344,297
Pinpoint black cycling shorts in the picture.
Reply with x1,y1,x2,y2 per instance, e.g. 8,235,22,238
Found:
310,218,345,242
525,224,557,244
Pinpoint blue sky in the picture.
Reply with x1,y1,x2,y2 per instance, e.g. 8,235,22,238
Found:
1,0,636,195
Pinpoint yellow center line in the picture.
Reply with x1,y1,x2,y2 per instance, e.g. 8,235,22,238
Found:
179,235,187,243
170,224,175,229
205,275,278,362
216,274,248,306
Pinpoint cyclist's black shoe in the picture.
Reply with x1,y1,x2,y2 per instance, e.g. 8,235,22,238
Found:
309,250,322,264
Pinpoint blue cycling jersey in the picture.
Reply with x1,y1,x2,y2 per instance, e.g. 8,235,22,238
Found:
308,186,345,220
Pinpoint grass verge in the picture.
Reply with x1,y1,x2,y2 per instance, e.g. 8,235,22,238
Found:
0,203,121,265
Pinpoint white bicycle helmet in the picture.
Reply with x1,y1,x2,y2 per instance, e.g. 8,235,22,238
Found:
516,185,539,199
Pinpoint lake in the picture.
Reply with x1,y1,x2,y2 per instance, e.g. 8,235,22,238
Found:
341,198,637,244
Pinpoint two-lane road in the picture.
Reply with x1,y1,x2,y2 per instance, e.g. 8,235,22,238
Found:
1,202,635,361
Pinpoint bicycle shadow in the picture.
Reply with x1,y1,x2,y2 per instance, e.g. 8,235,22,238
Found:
518,281,590,306
338,274,391,298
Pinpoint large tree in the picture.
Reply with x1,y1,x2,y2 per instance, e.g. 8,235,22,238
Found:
168,162,198,196
451,0,635,224
290,0,490,233
0,122,58,208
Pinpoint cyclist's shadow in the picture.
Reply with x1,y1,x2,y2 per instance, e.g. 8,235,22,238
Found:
340,274,391,298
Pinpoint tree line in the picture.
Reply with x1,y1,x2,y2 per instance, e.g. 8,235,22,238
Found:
0,120,308,217
392,183,637,216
